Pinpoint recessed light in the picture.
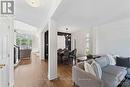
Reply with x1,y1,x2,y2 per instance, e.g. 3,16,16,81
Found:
26,0,40,7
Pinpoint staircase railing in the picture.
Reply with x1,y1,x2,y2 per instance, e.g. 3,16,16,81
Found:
14,45,20,64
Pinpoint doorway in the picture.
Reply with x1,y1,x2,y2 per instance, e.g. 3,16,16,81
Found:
44,31,72,62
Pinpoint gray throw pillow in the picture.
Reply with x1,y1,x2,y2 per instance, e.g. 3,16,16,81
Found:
116,57,130,68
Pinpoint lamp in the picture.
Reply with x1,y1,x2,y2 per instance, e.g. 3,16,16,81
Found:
25,0,40,7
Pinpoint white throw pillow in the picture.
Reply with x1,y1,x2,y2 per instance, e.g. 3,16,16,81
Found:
84,61,96,77
106,54,116,65
91,60,102,79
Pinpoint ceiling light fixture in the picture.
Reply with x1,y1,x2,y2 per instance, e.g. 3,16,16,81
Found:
66,28,68,31
26,0,40,7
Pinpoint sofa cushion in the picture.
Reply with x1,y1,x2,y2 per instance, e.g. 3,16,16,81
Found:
102,65,127,81
102,65,127,87
102,72,119,87
102,65,126,76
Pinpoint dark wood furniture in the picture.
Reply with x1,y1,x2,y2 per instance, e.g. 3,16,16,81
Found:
57,49,74,64
62,49,70,64
57,49,63,63
69,49,77,64
44,31,72,61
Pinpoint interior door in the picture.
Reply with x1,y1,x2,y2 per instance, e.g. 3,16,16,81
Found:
0,18,11,87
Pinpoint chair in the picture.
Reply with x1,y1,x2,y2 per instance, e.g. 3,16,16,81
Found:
69,49,77,65
57,49,63,53
57,49,63,63
62,50,69,64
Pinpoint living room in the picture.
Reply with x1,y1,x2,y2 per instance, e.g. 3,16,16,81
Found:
48,0,130,87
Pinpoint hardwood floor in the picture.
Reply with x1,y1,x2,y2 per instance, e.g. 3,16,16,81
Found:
14,54,74,87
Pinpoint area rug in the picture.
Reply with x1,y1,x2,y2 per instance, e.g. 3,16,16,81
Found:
121,79,130,87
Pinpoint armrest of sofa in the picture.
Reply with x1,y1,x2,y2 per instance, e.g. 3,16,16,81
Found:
72,66,103,87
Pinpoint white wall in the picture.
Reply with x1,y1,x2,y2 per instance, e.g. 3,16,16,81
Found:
57,36,65,49
96,18,130,56
40,31,44,59
71,29,94,56
41,24,49,59
48,20,57,80
14,32,17,45
32,33,41,53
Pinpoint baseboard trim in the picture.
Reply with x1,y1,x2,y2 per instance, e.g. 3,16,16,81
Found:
9,82,14,87
48,74,58,80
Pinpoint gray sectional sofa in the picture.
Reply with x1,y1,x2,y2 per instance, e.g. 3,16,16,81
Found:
72,55,127,87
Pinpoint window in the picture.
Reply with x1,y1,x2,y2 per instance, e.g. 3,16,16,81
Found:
16,34,32,49
85,33,90,54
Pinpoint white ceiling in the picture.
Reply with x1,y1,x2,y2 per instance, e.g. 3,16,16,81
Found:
52,0,130,33
14,20,37,34
15,0,54,28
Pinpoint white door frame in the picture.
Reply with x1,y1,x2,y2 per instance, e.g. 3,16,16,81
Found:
9,17,14,87
0,17,14,87
0,0,14,86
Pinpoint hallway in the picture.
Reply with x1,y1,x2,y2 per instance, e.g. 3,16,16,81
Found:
14,54,73,87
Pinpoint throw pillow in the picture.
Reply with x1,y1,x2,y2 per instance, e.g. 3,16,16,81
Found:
91,60,102,79
84,61,96,77
95,56,109,68
106,54,116,65
116,57,130,68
